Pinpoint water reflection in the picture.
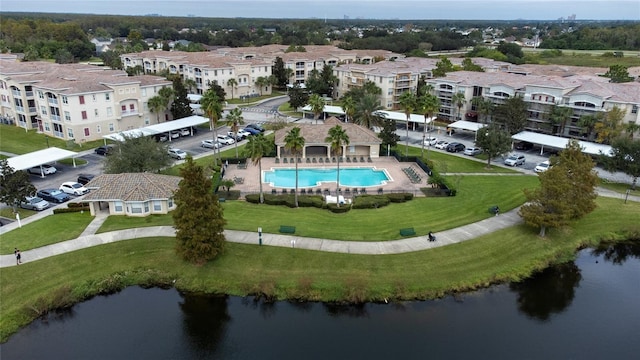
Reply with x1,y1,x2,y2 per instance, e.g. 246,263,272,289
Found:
591,240,640,265
179,294,230,355
509,262,581,321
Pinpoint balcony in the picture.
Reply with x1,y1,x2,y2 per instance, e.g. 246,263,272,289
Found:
12,89,21,97
25,91,34,97
51,114,61,122
15,105,25,113
120,110,139,117
48,98,59,106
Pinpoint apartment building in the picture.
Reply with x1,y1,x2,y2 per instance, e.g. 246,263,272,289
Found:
0,59,171,143
334,57,511,109
425,71,640,140
121,51,273,98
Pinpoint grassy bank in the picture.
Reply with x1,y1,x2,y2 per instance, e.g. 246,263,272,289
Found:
1,197,638,342
0,124,104,154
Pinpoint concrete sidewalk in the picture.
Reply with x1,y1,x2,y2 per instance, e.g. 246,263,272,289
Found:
0,206,522,268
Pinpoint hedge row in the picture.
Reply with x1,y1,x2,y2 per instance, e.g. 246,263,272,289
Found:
53,205,90,214
245,192,414,212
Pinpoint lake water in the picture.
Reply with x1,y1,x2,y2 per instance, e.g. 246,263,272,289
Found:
263,167,390,188
2,242,639,359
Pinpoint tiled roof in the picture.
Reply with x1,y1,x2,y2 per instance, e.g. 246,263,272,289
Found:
82,173,181,202
274,118,381,145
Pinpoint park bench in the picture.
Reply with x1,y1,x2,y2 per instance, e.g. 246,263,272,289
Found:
399,228,416,237
279,225,296,234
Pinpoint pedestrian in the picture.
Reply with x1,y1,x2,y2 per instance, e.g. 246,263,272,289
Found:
15,248,22,265
428,232,436,242
495,206,500,216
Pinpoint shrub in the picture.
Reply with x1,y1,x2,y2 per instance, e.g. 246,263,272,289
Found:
326,203,351,213
386,192,413,203
245,194,260,203
53,206,89,214
352,195,390,209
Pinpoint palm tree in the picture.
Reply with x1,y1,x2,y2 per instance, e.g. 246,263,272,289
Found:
201,89,224,165
452,92,466,121
325,125,350,207
548,105,573,136
417,93,441,157
226,78,238,100
309,94,325,125
471,96,494,124
353,94,385,129
255,76,269,96
398,91,417,157
341,96,356,123
184,78,197,94
244,134,272,204
284,68,294,86
284,127,306,207
148,95,165,124
226,107,244,158
625,122,640,139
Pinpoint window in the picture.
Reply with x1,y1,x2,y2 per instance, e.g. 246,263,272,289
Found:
62,96,68,105
40,105,47,115
144,117,150,125
67,128,74,138
105,93,110,101
38,91,44,99
153,200,162,211
214,70,218,76
632,105,638,114
96,125,101,133
64,111,71,121
131,202,143,214
109,123,114,132
81,111,87,120
44,122,50,131
121,105,126,112
141,88,146,96
107,107,113,116
388,89,393,95
168,198,174,208
114,201,123,212
144,202,149,213
94,109,99,117
83,127,90,136
92,94,97,102
79,95,85,105
129,104,135,111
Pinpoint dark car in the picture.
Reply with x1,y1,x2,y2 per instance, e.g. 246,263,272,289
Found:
243,127,261,136
446,142,466,153
95,145,114,155
36,188,70,203
515,141,534,150
77,174,96,185
246,123,265,132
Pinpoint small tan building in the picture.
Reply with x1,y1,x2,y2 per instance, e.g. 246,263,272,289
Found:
274,117,382,159
82,173,181,217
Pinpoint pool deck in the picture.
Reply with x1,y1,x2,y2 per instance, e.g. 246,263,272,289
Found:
225,156,430,197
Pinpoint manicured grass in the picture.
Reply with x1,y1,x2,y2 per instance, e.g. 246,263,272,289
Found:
0,125,105,154
599,179,639,195
396,144,519,173
1,197,638,342
97,214,174,234
0,212,94,254
0,207,38,220
226,92,286,105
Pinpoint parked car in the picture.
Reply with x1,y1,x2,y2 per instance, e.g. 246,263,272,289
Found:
229,129,251,140
243,127,261,136
168,148,188,160
515,141,534,150
180,128,192,137
36,189,70,203
20,196,50,211
95,145,114,155
464,147,483,156
155,134,169,142
504,154,526,166
227,131,244,141
246,123,265,133
434,140,450,150
77,174,96,185
201,140,221,149
27,164,57,175
534,160,551,173
216,135,235,145
424,137,438,146
446,142,466,153
169,130,181,139
60,181,89,196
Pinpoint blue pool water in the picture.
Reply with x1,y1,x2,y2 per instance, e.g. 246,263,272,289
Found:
263,167,390,188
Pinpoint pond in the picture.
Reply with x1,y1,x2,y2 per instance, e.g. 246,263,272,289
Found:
2,241,639,359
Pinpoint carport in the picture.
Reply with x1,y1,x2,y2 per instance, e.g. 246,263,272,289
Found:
511,131,613,156
300,105,345,121
374,111,436,131
6,147,79,177
102,115,209,143
446,120,486,139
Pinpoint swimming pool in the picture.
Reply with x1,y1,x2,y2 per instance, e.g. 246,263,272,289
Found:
263,167,391,188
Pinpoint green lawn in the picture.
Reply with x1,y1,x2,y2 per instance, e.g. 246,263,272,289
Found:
0,124,105,154
599,179,639,195
1,196,638,342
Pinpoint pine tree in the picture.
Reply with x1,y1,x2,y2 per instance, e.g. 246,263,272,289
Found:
173,157,226,264
519,141,598,236
170,77,193,120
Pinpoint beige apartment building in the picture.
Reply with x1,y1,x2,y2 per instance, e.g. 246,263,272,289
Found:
0,59,171,143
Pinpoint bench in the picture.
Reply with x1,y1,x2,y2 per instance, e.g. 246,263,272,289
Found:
279,225,296,234
488,206,499,214
219,198,226,203
399,228,416,237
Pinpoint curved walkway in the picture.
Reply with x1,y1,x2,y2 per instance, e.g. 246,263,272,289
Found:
0,206,523,268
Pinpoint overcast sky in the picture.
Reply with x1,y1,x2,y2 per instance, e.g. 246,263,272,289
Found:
1,0,638,20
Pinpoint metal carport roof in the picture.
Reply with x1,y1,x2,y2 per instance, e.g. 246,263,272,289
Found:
6,147,79,171
102,115,209,142
511,131,613,156
447,120,486,132
374,111,436,125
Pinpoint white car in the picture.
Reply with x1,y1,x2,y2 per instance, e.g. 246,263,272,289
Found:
534,160,551,173
59,182,89,196
464,147,483,156
424,137,438,146
27,164,57,175
179,128,192,137
434,140,450,150
20,196,50,211
168,148,187,160
169,130,181,139
504,154,526,167
217,135,235,145
201,140,221,149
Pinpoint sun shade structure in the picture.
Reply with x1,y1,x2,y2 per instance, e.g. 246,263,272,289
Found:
102,115,209,142
511,131,613,156
6,147,78,172
374,111,436,125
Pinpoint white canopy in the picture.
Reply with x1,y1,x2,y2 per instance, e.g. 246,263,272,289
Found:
6,147,78,171
375,111,436,125
447,120,486,132
102,115,209,142
511,131,613,156
301,105,345,115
